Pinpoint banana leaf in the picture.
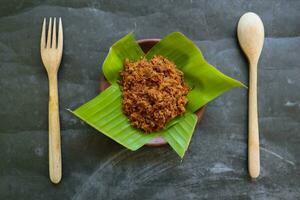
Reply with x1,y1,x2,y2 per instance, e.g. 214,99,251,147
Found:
161,112,197,158
70,32,244,157
102,33,145,84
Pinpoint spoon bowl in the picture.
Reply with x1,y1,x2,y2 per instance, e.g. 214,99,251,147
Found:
238,12,264,63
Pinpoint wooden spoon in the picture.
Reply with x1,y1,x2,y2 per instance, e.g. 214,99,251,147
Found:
237,12,264,178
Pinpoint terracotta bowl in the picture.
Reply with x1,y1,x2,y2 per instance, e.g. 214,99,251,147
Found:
100,39,205,147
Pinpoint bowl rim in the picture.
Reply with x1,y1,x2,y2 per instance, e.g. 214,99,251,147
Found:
137,38,161,43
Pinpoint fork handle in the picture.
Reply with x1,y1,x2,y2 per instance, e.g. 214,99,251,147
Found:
48,74,62,184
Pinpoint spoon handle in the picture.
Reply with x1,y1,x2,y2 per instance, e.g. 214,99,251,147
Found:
248,61,260,178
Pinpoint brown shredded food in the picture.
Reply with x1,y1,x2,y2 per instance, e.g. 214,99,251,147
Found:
119,55,189,133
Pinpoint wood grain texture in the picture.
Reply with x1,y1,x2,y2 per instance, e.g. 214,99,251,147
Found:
248,61,260,178
48,74,62,183
237,12,264,178
40,17,63,184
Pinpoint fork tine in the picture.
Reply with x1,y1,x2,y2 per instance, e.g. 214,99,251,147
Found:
57,18,63,50
46,17,52,48
40,18,46,49
52,18,57,48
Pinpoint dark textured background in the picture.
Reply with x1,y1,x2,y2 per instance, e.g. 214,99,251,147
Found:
0,0,299,199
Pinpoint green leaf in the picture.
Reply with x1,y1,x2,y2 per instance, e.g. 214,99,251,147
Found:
102,33,145,84
162,112,198,158
146,32,245,112
70,84,159,151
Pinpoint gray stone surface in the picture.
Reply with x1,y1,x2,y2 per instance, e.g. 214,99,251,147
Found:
0,0,299,199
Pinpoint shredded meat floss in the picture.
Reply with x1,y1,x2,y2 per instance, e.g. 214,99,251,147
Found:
120,55,189,133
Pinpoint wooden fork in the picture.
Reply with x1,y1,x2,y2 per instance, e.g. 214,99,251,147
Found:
40,17,63,184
